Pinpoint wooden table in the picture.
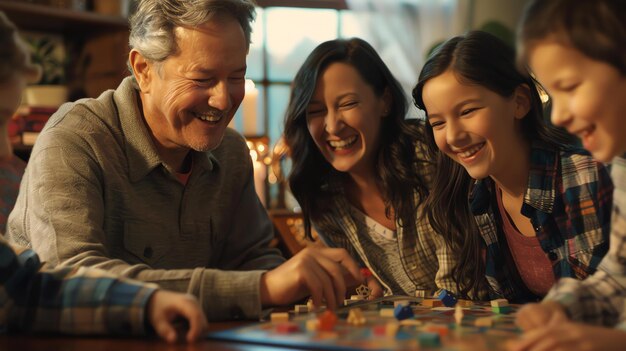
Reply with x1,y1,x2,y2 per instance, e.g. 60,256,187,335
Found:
0,321,266,351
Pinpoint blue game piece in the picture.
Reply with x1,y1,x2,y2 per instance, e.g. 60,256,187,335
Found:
437,289,458,307
393,304,414,320
418,332,441,347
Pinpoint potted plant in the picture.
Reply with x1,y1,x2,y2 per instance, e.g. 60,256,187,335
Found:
24,35,69,108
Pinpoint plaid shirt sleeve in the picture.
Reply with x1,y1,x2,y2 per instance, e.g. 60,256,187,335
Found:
0,238,158,335
545,156,626,327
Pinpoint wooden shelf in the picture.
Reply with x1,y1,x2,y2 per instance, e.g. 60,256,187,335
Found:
0,1,128,34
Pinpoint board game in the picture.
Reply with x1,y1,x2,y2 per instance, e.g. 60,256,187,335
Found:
206,295,521,351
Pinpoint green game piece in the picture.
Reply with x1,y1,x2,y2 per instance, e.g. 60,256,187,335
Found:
492,305,512,314
418,332,441,347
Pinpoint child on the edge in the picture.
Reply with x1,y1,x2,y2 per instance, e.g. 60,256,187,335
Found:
510,0,626,349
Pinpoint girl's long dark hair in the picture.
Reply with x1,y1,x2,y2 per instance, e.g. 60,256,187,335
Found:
412,31,574,298
284,38,431,240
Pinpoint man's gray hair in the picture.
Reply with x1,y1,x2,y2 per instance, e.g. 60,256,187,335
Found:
129,0,256,64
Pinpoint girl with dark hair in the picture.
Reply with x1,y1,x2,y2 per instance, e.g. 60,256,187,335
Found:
284,38,458,297
412,30,613,302
509,0,626,349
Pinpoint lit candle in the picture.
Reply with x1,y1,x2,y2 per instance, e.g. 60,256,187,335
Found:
242,79,258,136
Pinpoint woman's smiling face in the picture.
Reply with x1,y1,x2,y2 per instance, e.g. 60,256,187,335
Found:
305,62,389,176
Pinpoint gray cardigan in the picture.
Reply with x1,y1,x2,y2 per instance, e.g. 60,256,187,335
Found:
7,77,285,321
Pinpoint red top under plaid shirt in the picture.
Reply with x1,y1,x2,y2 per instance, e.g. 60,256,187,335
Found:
471,141,613,303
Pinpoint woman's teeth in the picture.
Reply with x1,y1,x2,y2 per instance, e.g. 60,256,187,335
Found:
457,142,485,158
328,135,358,150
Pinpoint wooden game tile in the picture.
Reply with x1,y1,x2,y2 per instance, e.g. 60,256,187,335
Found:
305,318,319,332
490,299,509,307
422,299,443,307
294,304,308,313
270,312,289,323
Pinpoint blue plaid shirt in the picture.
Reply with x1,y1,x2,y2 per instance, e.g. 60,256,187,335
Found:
471,141,613,303
545,155,626,328
0,237,157,335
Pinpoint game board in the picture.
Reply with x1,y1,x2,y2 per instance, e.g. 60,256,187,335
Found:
206,296,521,351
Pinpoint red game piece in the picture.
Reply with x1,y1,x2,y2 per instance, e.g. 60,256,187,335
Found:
317,310,338,331
360,267,373,278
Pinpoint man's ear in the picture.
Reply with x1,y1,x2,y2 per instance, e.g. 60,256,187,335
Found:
514,84,532,119
129,49,152,93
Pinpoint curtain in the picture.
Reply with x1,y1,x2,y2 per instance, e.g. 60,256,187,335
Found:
345,0,471,118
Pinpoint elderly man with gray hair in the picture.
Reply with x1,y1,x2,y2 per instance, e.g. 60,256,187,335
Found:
7,0,363,321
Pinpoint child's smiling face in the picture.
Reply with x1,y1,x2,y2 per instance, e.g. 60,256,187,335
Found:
529,38,626,162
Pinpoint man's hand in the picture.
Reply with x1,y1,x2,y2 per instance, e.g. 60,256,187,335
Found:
146,291,208,343
259,247,363,310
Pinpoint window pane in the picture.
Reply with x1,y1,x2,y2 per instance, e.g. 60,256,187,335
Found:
246,7,264,81
266,8,338,82
267,84,290,147
340,10,371,41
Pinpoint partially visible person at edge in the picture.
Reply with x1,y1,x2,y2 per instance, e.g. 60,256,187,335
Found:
283,37,463,299
6,0,363,321
509,0,626,350
412,30,612,302
0,10,207,343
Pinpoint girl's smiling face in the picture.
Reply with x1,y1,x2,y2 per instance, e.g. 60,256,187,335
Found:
422,69,529,180
529,38,626,162
305,62,389,177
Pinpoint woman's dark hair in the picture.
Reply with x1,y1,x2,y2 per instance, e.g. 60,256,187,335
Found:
517,0,626,75
412,30,573,298
284,37,430,240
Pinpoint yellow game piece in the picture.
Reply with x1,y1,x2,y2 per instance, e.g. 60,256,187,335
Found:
347,308,366,326
305,318,319,331
422,299,443,307
270,312,289,323
490,298,509,307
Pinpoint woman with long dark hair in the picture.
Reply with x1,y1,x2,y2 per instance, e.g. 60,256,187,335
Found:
284,38,458,297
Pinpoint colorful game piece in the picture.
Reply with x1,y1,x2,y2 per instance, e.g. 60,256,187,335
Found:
393,304,414,320
454,305,464,325
418,332,441,347
492,305,512,314
306,298,314,311
270,312,289,323
317,310,337,331
380,307,395,317
490,298,509,307
422,298,443,307
305,318,319,332
294,304,308,314
436,289,458,307
275,322,300,334
347,308,366,326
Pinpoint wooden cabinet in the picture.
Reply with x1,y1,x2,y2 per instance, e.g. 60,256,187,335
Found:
0,0,131,99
